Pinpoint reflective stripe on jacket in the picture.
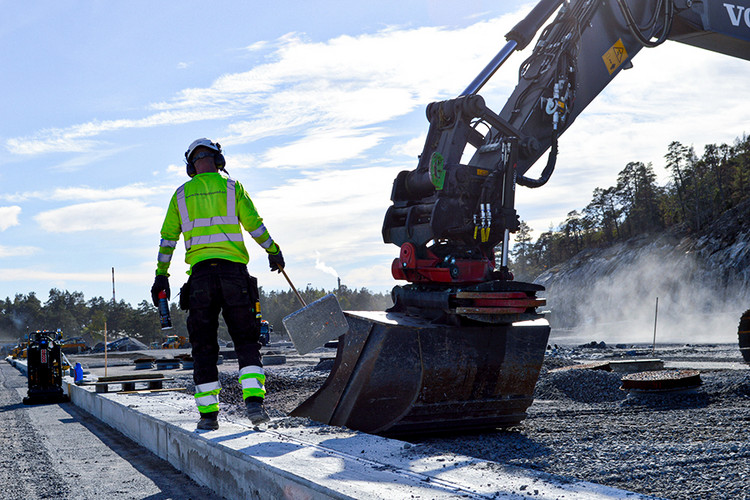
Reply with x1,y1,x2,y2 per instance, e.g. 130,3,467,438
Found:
156,172,279,276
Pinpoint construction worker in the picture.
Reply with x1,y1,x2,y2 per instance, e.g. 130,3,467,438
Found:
151,138,284,431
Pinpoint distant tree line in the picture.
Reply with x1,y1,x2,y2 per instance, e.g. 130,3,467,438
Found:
0,285,392,346
509,134,750,281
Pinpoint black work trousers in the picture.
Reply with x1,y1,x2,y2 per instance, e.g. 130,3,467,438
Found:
186,259,262,389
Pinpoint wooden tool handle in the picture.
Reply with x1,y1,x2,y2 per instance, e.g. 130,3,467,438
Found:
280,267,307,307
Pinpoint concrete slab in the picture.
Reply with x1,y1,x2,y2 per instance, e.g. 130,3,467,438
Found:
609,358,664,372
60,374,655,500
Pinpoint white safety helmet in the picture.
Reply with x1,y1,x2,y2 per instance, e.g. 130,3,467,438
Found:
184,138,226,177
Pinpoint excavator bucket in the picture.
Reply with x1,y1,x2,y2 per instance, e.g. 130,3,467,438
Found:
291,310,550,436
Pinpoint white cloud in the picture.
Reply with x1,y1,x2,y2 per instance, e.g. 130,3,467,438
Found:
50,184,169,201
34,199,164,234
245,40,269,52
1,184,173,204
260,128,388,168
0,206,21,230
390,135,426,159
5,13,523,160
6,110,234,155
344,263,397,291
244,165,402,290
0,245,39,258
0,192,43,203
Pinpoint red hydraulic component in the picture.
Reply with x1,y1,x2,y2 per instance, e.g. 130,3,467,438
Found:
391,242,493,283
454,291,545,315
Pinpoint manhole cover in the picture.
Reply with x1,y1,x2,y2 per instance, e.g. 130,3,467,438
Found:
621,369,702,392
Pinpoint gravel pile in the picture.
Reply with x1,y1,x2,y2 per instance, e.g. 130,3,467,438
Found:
420,356,750,500
180,365,328,425
177,345,750,499
534,369,626,403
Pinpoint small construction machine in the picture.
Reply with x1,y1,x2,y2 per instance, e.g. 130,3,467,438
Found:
60,336,88,354
23,330,69,405
162,335,189,349
11,340,28,359
293,0,750,435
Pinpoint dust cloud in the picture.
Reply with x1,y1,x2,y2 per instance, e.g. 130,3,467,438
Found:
539,245,750,345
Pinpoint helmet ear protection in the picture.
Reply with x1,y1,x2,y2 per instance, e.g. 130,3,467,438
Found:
184,138,226,177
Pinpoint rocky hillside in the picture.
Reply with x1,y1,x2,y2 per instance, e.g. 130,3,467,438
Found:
534,198,750,344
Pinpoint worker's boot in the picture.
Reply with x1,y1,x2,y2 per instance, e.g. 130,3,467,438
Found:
197,413,219,431
245,400,270,424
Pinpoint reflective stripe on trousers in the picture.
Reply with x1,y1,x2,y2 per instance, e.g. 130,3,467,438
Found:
239,365,266,400
194,381,221,413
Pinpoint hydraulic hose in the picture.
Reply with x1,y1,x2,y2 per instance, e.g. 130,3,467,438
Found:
517,131,558,188
617,0,674,48
506,0,566,50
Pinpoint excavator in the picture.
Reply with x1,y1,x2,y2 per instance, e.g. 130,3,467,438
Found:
292,0,750,435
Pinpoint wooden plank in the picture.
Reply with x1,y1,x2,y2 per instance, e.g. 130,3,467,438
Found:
118,387,187,395
84,377,174,394
97,373,166,382
84,377,173,386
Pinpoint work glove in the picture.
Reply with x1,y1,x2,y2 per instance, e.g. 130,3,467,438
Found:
268,249,285,273
151,274,170,306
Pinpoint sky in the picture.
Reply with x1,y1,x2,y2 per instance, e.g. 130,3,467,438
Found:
1,1,749,309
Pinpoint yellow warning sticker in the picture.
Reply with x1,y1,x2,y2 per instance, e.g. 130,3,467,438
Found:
602,38,628,75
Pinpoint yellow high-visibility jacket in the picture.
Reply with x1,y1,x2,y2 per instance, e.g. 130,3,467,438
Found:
156,172,279,276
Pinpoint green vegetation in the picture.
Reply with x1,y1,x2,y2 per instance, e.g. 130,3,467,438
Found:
0,285,392,345
509,135,750,281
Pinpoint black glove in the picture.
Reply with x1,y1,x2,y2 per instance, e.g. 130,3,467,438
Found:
151,275,170,306
268,250,285,273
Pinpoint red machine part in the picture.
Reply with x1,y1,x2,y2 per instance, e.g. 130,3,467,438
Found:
391,242,494,283
454,291,545,315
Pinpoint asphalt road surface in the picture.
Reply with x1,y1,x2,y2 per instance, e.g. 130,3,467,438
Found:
0,361,216,499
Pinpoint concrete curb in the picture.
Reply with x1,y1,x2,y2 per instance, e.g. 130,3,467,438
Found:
4,356,656,499
53,375,655,500
6,356,28,375
64,379,340,499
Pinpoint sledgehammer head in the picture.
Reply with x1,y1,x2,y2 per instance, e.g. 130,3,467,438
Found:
282,293,349,355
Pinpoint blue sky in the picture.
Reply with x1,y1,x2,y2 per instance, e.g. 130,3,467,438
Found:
1,1,749,308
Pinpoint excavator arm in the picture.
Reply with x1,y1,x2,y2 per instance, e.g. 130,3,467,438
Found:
382,0,750,323
293,0,750,436
501,0,750,179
